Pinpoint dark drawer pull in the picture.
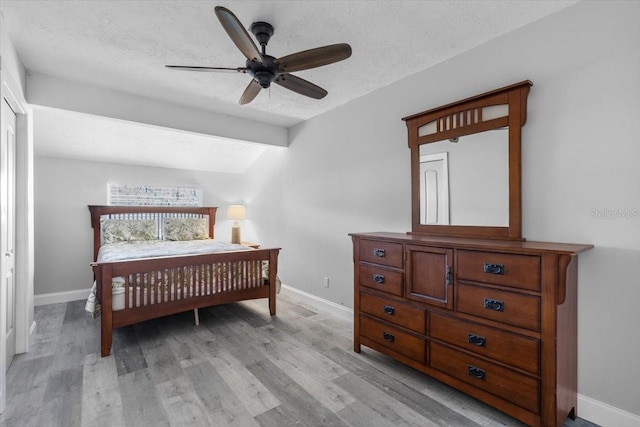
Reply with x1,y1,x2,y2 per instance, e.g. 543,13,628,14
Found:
383,332,395,343
483,298,504,312
373,248,385,257
467,365,486,380
467,333,486,347
383,305,395,315
372,274,385,284
483,263,505,275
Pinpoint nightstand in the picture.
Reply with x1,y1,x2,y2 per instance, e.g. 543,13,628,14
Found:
240,241,260,249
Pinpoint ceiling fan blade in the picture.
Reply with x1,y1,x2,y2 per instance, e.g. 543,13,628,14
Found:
214,6,264,64
239,79,263,105
275,74,327,99
275,43,352,73
165,65,247,73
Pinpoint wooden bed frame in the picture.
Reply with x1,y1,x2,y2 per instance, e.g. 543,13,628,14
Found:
89,205,280,357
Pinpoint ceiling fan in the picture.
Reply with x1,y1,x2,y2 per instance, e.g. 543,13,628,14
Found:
166,6,352,105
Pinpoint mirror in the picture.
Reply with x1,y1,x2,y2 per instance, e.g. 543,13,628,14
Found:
403,81,532,240
418,129,509,227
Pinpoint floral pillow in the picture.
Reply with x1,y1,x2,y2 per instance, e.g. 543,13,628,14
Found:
163,218,209,241
101,219,158,244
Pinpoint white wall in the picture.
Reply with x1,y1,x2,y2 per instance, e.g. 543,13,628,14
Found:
242,0,640,419
34,156,251,296
1,17,26,95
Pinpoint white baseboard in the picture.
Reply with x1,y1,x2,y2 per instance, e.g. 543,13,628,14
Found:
34,288,89,306
579,394,640,427
280,285,353,322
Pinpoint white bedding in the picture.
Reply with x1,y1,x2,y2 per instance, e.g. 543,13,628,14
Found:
96,239,250,262
84,239,275,317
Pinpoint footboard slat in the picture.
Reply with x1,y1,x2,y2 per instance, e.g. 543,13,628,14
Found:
92,248,280,357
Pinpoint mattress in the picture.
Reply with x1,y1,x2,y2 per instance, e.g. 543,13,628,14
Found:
84,239,278,317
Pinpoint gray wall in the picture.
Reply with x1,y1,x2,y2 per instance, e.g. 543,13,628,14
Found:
34,156,251,296
242,1,640,416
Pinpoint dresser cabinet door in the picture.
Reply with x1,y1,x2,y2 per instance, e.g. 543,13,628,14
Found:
405,245,453,309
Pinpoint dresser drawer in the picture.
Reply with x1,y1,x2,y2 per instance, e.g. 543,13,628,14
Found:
360,315,425,363
361,292,426,334
359,264,403,296
429,312,539,374
457,250,540,291
430,342,539,413
456,283,540,331
359,239,403,268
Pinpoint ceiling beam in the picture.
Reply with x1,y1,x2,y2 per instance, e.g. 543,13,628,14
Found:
26,72,288,147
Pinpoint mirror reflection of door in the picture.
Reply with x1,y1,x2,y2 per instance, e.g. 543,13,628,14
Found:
419,152,449,225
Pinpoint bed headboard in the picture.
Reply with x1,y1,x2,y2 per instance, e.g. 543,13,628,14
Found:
88,205,218,261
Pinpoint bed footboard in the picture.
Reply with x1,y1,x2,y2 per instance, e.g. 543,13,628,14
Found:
92,248,280,357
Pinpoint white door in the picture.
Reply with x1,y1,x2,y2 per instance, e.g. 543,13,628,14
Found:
419,152,450,225
1,98,17,373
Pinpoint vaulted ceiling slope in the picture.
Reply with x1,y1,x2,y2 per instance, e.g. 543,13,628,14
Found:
1,1,577,172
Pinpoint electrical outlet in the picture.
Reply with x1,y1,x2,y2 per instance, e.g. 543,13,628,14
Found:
323,276,330,288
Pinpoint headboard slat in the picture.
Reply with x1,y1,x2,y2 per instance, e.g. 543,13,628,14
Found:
88,205,218,261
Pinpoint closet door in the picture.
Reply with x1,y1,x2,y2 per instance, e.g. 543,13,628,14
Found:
405,245,453,309
1,97,17,374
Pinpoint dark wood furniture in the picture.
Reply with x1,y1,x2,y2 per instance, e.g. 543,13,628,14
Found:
350,82,593,427
89,205,280,357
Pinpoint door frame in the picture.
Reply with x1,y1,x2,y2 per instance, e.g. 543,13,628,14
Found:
0,65,33,414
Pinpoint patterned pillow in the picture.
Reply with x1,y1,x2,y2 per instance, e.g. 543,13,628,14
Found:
101,219,158,244
163,218,209,241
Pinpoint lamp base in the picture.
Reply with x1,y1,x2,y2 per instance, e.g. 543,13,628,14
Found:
231,224,241,244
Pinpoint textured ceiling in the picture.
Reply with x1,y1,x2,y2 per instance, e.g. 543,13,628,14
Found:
1,0,577,172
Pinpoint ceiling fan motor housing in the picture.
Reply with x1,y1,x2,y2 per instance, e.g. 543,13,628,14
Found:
247,55,278,88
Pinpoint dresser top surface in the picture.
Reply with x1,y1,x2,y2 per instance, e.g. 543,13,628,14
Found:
349,232,593,255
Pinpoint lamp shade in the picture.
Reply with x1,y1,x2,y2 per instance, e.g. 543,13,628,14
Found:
227,205,246,220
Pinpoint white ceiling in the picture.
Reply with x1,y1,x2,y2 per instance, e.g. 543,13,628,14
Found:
1,0,577,173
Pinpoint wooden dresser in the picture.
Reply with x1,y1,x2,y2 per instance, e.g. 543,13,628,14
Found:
351,232,592,426
352,82,593,425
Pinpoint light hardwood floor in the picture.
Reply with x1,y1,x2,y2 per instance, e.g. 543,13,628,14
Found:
2,293,598,427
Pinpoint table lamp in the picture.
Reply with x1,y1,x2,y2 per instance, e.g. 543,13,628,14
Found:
227,205,246,244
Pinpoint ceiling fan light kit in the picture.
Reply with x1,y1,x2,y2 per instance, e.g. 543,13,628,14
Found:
166,6,352,105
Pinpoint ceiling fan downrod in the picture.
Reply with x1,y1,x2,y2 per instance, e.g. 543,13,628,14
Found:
250,21,274,55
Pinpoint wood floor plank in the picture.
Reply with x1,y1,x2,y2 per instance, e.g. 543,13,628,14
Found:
23,302,66,360
155,375,214,427
328,347,484,427
355,347,524,426
4,354,53,395
261,324,349,381
118,369,171,427
50,302,96,373
81,353,126,427
162,319,215,369
135,325,183,384
113,326,148,376
184,361,260,427
201,317,269,368
254,405,307,427
259,327,356,413
336,399,435,427
247,358,348,427
220,301,273,329
216,363,281,417
37,366,84,427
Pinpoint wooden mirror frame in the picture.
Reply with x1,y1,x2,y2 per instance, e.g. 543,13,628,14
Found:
403,80,532,240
